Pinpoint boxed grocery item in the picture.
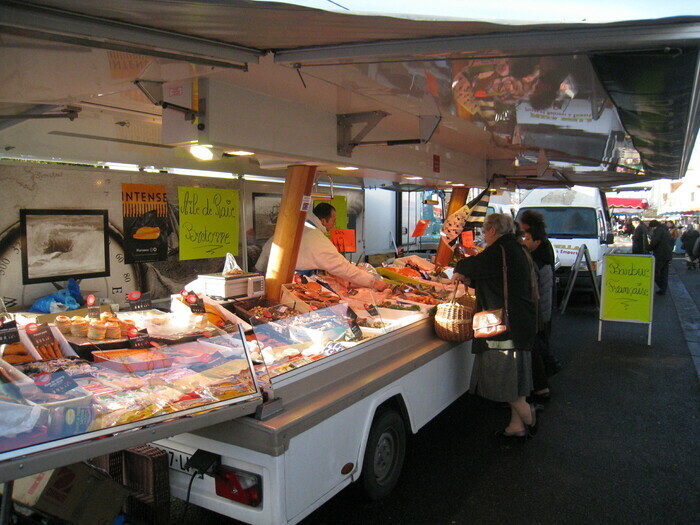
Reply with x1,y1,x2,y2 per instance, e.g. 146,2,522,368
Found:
9,462,129,525
18,325,77,361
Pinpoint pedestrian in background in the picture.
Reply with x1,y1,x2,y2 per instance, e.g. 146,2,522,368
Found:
648,220,673,295
681,223,699,270
631,217,649,254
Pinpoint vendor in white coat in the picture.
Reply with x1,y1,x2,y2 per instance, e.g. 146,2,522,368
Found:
255,203,388,291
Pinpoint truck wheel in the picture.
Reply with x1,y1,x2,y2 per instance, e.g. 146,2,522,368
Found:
359,408,406,501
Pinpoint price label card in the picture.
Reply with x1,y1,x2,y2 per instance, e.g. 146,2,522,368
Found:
0,320,20,344
345,307,358,322
127,328,150,349
26,323,56,348
366,304,379,317
34,371,79,395
185,292,206,314
127,291,152,311
349,322,363,340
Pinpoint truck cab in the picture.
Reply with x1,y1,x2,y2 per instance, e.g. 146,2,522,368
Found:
516,186,614,291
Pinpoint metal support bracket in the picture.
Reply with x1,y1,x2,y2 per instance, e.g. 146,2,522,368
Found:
134,79,200,121
0,106,80,121
337,111,441,157
337,110,389,157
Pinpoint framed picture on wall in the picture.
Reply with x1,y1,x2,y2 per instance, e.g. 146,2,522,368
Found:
252,193,282,242
20,209,110,284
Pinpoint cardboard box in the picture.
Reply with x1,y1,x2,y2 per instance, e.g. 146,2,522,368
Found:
11,462,129,525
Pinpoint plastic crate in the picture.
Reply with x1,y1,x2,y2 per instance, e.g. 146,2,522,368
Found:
124,491,170,525
122,445,170,501
88,451,123,482
122,445,170,525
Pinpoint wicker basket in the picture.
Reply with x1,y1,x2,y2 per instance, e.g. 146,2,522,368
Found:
434,288,476,342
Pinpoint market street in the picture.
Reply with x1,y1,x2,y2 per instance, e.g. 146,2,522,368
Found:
174,255,700,525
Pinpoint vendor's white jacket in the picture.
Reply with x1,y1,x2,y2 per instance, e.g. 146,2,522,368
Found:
255,214,375,288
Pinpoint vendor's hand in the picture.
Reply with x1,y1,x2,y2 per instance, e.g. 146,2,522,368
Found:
371,279,388,292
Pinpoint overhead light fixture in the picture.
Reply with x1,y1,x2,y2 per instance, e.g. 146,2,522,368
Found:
451,183,465,187
103,162,140,172
242,174,285,183
167,167,236,179
189,145,215,161
225,150,255,156
404,176,423,180
337,166,359,171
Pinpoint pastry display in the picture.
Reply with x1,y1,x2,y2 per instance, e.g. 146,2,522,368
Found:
87,320,107,340
70,317,89,337
54,315,72,335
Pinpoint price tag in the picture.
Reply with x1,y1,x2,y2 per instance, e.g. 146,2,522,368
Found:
345,307,358,322
217,320,237,333
26,323,56,348
0,320,20,344
349,322,363,340
85,294,101,319
185,292,206,314
34,371,79,395
366,304,379,317
127,291,152,311
127,328,150,349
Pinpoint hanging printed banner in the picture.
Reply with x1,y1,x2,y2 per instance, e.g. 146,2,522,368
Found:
122,183,169,264
330,228,356,253
178,186,239,260
312,195,348,229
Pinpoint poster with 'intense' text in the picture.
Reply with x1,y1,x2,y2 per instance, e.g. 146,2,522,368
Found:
178,187,239,260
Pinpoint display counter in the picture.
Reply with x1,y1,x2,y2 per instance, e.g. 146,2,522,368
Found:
0,314,262,483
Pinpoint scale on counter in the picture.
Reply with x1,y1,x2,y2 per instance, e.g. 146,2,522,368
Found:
197,273,265,300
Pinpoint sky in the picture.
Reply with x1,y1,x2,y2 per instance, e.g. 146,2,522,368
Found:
271,0,700,24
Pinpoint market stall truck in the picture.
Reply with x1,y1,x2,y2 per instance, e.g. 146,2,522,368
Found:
516,185,614,293
155,320,472,524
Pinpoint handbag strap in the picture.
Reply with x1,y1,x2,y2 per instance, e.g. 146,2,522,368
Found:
500,245,510,329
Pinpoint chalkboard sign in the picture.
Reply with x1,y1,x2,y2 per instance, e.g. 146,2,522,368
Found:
599,254,654,345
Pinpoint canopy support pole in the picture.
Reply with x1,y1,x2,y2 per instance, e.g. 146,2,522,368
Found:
265,165,317,300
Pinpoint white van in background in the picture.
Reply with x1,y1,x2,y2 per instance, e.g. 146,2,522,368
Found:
515,186,614,291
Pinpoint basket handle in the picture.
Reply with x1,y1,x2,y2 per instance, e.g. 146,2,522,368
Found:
449,282,464,304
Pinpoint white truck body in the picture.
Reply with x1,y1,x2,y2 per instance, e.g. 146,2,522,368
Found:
155,320,473,524
516,186,614,287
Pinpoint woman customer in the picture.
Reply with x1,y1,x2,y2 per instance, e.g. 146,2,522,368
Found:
518,210,562,377
522,225,554,403
453,214,539,441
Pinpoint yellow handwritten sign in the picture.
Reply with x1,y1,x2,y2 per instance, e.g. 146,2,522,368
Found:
178,187,239,260
600,254,654,323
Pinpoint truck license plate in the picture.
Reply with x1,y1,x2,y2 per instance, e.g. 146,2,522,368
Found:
153,444,204,479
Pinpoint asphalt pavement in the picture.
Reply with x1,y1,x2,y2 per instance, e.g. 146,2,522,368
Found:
174,255,700,525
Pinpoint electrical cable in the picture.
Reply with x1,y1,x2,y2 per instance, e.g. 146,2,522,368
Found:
180,471,198,524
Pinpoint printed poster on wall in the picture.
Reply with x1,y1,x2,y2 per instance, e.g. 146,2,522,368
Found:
122,183,169,264
178,186,239,260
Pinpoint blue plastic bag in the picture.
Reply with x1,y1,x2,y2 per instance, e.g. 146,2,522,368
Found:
28,289,80,313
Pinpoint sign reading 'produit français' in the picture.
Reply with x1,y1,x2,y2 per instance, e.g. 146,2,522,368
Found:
600,254,654,323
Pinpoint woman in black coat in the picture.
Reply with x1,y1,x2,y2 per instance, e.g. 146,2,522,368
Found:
454,213,538,440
